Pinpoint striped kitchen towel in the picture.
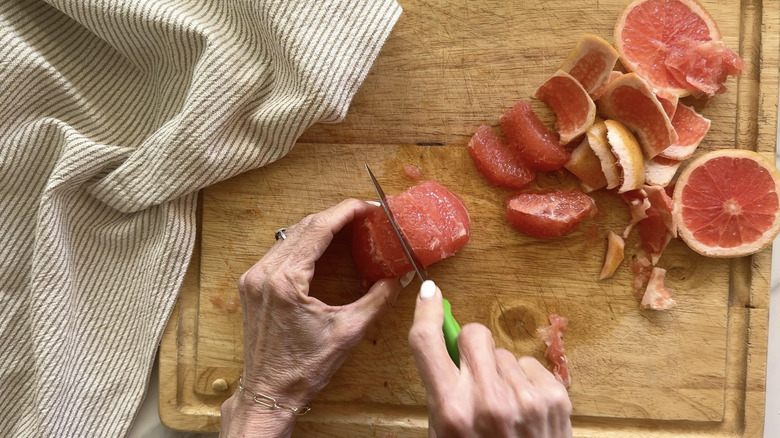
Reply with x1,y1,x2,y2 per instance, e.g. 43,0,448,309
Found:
0,0,401,436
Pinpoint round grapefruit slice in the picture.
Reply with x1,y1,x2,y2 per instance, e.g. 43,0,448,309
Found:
615,0,744,97
598,73,677,158
533,70,596,144
605,119,645,193
560,34,620,100
673,149,780,257
659,103,711,160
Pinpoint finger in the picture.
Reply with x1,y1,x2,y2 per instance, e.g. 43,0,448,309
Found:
457,323,498,386
338,277,403,331
284,199,376,261
517,356,560,386
495,349,530,388
408,280,458,394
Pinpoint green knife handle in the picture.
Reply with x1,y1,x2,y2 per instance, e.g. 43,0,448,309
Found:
442,299,461,368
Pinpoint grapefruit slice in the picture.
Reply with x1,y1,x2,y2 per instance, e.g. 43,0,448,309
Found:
560,34,620,100
352,181,470,282
564,137,608,192
467,125,536,190
599,231,625,280
615,0,744,97
645,156,683,187
659,103,711,160
506,189,596,239
605,119,645,193
598,73,677,158
673,149,780,257
500,100,570,171
533,70,597,144
587,121,621,189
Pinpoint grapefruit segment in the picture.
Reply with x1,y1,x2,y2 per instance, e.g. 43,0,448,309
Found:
352,181,470,282
564,137,608,192
598,73,677,158
560,34,620,100
500,100,570,171
537,314,571,388
506,189,596,239
533,70,597,144
673,149,780,257
605,119,646,193
659,103,711,160
467,125,536,190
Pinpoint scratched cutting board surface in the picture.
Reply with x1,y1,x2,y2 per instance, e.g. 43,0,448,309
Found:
159,0,779,436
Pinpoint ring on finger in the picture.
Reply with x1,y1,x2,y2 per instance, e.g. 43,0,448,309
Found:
275,228,287,241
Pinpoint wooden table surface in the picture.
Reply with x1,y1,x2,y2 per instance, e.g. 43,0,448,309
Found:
159,0,780,436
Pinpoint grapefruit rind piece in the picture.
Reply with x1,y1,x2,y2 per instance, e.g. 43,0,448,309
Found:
605,119,646,193
560,34,620,100
645,156,683,187
587,121,621,189
673,149,780,257
533,70,597,144
659,103,712,161
598,73,678,159
599,231,626,280
564,137,608,192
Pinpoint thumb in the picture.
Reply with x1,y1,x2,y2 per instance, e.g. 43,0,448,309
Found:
341,277,403,330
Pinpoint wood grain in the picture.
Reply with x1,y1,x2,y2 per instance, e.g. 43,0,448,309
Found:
159,0,779,435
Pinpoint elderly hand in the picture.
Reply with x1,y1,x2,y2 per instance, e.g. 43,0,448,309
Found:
220,199,405,437
409,280,573,438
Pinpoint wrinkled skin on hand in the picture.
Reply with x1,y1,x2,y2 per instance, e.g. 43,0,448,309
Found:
409,282,573,438
220,199,403,437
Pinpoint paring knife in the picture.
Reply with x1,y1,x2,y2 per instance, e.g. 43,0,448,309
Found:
365,164,461,367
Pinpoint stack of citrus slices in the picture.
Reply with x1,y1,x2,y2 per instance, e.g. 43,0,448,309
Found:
467,0,780,311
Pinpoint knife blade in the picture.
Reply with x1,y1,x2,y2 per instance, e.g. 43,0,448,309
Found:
364,164,461,367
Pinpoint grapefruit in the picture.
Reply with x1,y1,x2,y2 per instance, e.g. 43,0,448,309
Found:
645,156,682,187
614,0,745,97
605,119,646,193
560,34,620,100
467,125,536,189
659,103,711,160
673,149,780,257
599,231,625,280
500,100,570,171
533,70,597,144
352,181,470,282
537,314,571,387
506,189,596,239
598,73,678,158
587,120,621,189
564,137,608,192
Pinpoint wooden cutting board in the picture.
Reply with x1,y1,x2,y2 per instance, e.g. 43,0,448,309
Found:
159,0,779,436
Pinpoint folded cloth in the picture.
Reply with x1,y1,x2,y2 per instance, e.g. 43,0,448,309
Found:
0,0,401,436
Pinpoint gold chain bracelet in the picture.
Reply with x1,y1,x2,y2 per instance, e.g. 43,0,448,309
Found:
237,375,312,416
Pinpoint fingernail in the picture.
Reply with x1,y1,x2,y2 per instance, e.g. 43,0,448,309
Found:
420,280,437,299
400,271,415,287
365,200,380,207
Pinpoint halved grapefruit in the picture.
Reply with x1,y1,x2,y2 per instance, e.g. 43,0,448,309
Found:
673,149,780,257
533,70,597,144
615,0,745,97
659,103,711,160
500,100,570,171
560,34,620,100
598,73,677,158
467,125,536,189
